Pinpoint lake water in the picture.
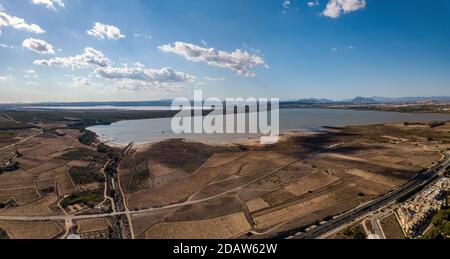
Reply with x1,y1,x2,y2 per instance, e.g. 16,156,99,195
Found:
88,108,450,145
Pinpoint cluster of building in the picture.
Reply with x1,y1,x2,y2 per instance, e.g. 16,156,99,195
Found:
396,177,450,237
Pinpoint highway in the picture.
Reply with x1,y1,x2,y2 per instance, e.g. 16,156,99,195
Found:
293,152,450,239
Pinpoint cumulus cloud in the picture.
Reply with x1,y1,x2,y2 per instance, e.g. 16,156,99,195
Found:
322,0,366,18
34,47,112,68
307,1,320,7
96,66,196,90
87,23,125,40
158,42,267,77
72,76,91,87
22,38,55,54
31,0,65,10
0,9,45,34
34,47,195,91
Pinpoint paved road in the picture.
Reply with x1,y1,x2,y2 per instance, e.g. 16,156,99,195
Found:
292,152,450,239
370,213,386,239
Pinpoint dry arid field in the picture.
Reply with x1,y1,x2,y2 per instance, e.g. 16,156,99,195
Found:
124,122,450,239
1,110,450,239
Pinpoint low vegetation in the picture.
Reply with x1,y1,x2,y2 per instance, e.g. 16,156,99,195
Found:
341,226,366,239
60,148,105,162
5,110,178,128
78,130,97,145
60,190,104,209
146,139,238,173
423,209,450,239
0,121,34,130
0,132,14,142
69,165,104,185
122,164,150,194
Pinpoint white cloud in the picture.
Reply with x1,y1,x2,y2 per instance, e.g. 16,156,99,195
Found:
134,33,152,40
282,0,291,9
308,1,320,7
87,23,125,40
0,43,13,48
24,69,38,79
31,0,65,10
72,76,91,87
204,76,226,81
0,9,45,34
22,38,55,54
158,42,267,77
281,0,291,14
0,75,12,80
35,47,196,91
96,66,196,90
323,0,366,18
34,47,112,68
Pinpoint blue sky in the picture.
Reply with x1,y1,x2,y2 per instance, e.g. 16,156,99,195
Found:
0,0,449,103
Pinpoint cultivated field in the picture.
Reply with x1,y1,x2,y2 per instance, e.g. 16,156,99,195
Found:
126,122,450,238
76,218,111,234
144,212,251,239
1,110,449,239
0,220,62,239
0,119,110,220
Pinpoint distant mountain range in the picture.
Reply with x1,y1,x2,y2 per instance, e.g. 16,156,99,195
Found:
369,96,450,103
293,96,450,105
1,96,450,110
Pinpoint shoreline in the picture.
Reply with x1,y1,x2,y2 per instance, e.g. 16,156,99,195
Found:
95,128,322,151
92,120,449,150
86,108,450,150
